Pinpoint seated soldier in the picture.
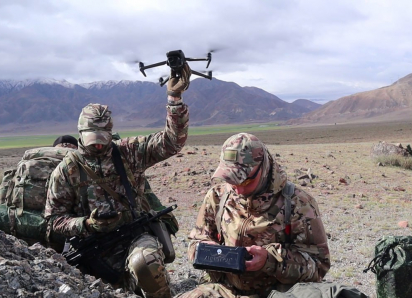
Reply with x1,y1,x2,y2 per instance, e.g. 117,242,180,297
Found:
177,133,330,298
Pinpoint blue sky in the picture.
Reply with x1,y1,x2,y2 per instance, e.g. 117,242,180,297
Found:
1,0,411,103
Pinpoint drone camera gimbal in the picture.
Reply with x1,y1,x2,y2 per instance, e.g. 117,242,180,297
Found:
139,49,213,86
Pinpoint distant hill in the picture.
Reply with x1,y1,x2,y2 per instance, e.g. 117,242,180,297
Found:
291,99,322,112
290,73,412,124
0,78,316,133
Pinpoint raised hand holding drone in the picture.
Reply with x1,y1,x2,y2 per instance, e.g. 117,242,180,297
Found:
167,62,191,98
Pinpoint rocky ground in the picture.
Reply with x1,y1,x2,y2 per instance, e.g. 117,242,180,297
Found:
1,138,411,297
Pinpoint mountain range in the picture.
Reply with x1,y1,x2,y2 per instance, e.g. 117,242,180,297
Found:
0,78,320,134
1,72,411,135
290,73,412,124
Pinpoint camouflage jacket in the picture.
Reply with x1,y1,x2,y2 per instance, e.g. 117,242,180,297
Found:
45,103,188,237
187,160,330,292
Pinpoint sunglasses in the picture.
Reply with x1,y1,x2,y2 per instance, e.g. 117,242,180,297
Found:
236,162,262,187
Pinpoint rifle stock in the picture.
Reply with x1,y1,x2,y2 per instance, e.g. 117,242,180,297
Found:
64,204,177,266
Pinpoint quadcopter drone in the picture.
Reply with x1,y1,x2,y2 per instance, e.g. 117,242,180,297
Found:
138,50,213,86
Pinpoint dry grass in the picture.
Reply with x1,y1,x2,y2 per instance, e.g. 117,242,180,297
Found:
374,155,412,170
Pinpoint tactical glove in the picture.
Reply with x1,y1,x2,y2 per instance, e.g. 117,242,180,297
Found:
167,62,191,98
85,208,123,233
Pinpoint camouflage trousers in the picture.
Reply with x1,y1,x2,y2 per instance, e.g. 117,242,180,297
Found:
124,233,172,298
174,283,260,298
174,281,292,298
98,233,171,298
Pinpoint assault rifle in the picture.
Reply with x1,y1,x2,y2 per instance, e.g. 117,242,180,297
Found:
64,204,177,267
193,243,252,274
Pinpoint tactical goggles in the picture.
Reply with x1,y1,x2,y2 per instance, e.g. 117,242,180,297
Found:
235,162,262,187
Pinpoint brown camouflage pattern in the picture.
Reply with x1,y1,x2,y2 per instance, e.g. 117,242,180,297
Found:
175,283,260,298
45,103,188,236
78,103,114,146
212,133,265,186
184,156,330,297
0,147,76,211
54,143,78,149
78,103,114,131
44,103,188,296
125,234,172,297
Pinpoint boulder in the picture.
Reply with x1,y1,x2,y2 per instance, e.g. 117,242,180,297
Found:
370,141,411,158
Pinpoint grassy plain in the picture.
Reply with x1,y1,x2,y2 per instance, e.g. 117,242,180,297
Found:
0,122,282,149
0,120,411,297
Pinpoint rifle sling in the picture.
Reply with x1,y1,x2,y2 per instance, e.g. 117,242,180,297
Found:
111,143,139,219
69,151,122,203
78,166,91,216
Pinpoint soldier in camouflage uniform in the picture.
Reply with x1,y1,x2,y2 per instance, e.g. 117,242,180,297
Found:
45,63,191,298
177,133,330,298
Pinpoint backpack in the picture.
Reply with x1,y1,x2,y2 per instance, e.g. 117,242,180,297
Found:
0,145,177,253
364,236,412,298
0,147,76,250
267,282,368,298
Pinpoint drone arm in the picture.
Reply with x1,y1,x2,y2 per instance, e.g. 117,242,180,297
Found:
186,57,212,69
192,70,212,80
186,57,208,62
139,61,168,76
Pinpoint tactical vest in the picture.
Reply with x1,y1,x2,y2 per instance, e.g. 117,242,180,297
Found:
65,143,179,239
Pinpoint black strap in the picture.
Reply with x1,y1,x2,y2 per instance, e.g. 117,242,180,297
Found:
78,166,91,216
215,192,230,244
281,181,295,245
111,143,138,219
363,243,397,278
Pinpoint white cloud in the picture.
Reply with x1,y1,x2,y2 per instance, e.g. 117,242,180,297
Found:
0,0,411,103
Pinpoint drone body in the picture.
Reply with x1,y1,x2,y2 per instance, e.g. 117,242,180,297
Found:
138,50,213,86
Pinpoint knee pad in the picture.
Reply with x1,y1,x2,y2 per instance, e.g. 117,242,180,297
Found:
127,248,167,294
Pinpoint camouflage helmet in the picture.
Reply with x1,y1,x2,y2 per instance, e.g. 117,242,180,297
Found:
212,133,264,185
78,103,113,146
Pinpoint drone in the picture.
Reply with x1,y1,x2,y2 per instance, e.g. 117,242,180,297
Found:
138,50,213,86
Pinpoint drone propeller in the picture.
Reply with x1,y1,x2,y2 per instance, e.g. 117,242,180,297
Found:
127,58,145,65
207,45,226,54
